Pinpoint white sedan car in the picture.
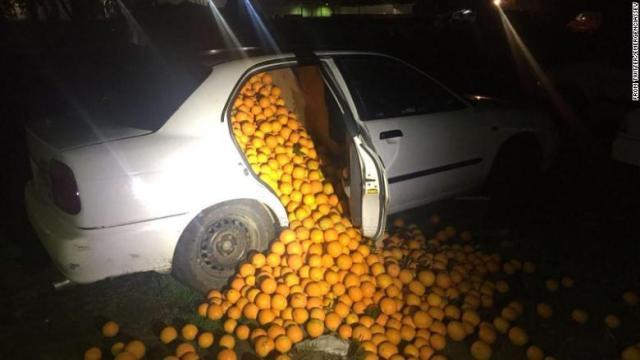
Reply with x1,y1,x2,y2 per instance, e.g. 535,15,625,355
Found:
25,50,556,291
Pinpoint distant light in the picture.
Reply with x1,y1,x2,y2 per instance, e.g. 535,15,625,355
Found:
493,0,501,6
462,9,472,15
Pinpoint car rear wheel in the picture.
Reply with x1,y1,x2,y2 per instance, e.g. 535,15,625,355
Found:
173,200,276,293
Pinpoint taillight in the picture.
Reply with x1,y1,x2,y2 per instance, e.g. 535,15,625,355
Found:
49,160,81,214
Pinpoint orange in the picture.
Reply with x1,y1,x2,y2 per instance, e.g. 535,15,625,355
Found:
508,326,528,346
378,341,399,359
292,308,309,324
470,340,492,360
267,324,286,339
84,347,102,360
274,335,292,353
338,324,352,340
272,294,288,311
408,280,426,296
419,346,435,360
336,254,353,270
258,309,276,325
279,229,297,244
235,324,250,340
325,312,342,331
605,314,621,329
289,293,307,308
623,291,639,305
217,349,237,360
254,336,275,358
536,303,552,319
251,253,266,268
306,319,325,338
478,324,497,344
224,319,237,334
286,325,304,343
571,309,589,324
175,343,196,357
220,334,235,349
493,317,510,334
160,326,178,344
243,303,259,320
526,345,545,360
447,321,466,341
429,333,446,351
348,287,364,303
124,340,146,359
260,277,278,295
287,254,303,270
198,332,215,349
101,321,119,338
380,297,397,315
413,311,433,329
352,325,372,341
181,324,198,341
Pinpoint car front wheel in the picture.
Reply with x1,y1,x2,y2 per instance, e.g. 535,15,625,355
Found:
173,200,276,293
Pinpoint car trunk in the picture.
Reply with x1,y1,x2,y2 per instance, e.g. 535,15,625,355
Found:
25,114,150,208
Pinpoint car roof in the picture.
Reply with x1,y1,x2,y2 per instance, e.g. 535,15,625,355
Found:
198,48,397,68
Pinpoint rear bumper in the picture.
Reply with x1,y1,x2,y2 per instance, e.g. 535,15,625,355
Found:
612,134,640,167
25,181,189,283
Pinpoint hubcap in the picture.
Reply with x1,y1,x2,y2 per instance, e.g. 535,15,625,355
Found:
199,218,252,273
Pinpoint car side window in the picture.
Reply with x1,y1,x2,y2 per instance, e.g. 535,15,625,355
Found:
335,55,466,121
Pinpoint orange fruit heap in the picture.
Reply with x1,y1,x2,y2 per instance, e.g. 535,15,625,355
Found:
82,71,640,360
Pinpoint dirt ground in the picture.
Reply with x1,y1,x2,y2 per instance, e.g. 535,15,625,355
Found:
2,146,640,359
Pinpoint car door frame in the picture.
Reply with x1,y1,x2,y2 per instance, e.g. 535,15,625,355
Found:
318,55,389,240
223,54,389,240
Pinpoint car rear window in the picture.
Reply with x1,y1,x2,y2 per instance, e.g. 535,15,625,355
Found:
93,47,211,131
31,45,211,132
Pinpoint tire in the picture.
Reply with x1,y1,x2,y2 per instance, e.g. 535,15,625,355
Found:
172,200,276,293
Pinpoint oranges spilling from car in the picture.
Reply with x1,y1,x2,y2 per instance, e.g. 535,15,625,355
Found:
81,70,640,360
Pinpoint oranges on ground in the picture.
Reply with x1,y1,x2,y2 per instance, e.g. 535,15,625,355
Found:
83,69,640,360
198,332,215,349
218,349,238,360
124,340,146,359
160,326,178,344
470,340,492,360
84,347,102,360
181,324,199,341
101,321,119,338
508,327,529,346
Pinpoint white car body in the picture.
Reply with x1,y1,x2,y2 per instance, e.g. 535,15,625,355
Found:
25,51,557,284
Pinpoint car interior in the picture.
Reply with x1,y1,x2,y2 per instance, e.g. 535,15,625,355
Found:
247,65,353,213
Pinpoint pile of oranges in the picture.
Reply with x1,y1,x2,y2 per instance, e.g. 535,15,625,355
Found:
204,71,538,360
85,71,640,360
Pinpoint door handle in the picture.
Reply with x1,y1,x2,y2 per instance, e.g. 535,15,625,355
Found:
380,130,404,140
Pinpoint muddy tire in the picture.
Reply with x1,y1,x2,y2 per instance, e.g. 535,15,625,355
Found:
172,200,276,293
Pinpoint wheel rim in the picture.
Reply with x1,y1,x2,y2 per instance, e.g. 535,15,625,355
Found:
198,217,253,274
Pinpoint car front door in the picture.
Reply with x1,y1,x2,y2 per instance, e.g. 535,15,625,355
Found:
332,54,490,213
319,58,389,240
